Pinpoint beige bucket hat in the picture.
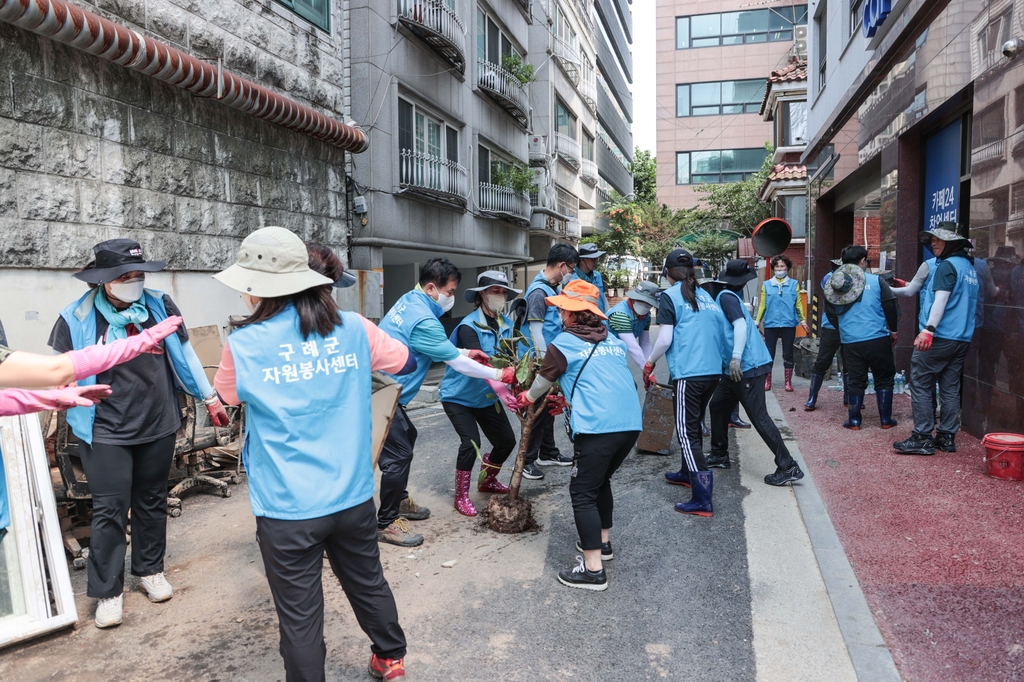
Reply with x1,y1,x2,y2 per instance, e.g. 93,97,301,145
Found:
213,227,333,297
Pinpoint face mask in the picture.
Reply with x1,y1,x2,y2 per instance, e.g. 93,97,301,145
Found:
108,278,145,303
633,301,652,316
553,264,568,284
243,294,260,314
775,270,787,279
560,311,572,328
484,293,507,313
436,292,455,313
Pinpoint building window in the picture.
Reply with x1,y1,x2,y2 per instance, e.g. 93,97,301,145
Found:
399,99,459,163
676,79,766,117
478,145,511,184
675,148,769,185
849,0,863,39
973,100,1005,148
778,100,808,146
816,7,827,92
582,131,595,160
478,8,519,66
778,195,807,238
556,100,577,139
274,0,329,32
675,5,807,49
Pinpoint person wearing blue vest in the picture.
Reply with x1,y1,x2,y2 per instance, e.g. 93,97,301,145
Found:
213,229,417,682
893,227,979,456
377,259,516,546
563,242,608,312
704,260,805,486
439,271,522,518
823,245,899,431
805,259,849,411
519,243,580,481
756,254,809,392
516,279,642,591
606,280,659,369
47,239,228,629
643,249,730,517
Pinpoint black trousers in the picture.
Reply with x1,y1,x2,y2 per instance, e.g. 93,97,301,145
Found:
256,499,407,682
524,406,559,465
378,406,416,528
709,374,794,470
441,401,516,471
764,326,797,369
812,327,845,376
672,377,719,472
570,431,639,550
844,336,896,396
78,433,176,599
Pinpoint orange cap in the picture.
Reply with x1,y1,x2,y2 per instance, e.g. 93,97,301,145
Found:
544,279,607,319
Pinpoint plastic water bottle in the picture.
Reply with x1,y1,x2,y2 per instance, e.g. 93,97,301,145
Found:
867,371,875,395
894,371,905,395
834,373,844,392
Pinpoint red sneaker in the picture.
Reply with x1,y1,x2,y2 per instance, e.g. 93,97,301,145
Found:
369,654,406,680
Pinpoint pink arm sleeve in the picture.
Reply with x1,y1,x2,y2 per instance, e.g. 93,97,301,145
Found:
214,342,241,406
361,317,410,374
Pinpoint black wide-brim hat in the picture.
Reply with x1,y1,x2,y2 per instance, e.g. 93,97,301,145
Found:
717,258,758,287
333,271,357,288
74,238,166,284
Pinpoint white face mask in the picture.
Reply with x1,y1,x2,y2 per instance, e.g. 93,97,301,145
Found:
108,278,145,303
436,292,455,313
774,269,787,279
633,301,652,316
484,293,507,313
243,294,260,314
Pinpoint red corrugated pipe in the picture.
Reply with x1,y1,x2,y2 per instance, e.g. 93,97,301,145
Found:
0,0,369,153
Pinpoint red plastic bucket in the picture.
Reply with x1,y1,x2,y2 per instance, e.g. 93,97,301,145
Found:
982,433,1024,481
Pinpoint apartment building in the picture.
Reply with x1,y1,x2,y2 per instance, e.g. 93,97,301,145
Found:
594,0,635,210
803,0,1024,437
656,1,809,211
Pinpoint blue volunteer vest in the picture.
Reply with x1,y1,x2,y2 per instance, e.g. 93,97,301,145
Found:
606,299,649,339
519,273,562,358
923,256,978,342
836,273,889,344
717,290,772,374
664,284,729,381
439,308,513,408
820,273,835,330
58,288,210,445
379,289,444,405
917,257,938,331
762,277,800,328
549,332,642,435
564,267,608,312
231,306,373,520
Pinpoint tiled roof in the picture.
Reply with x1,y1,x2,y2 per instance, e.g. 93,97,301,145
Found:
759,163,808,200
759,57,808,115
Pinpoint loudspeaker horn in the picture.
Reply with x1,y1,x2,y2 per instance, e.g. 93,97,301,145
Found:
751,218,792,258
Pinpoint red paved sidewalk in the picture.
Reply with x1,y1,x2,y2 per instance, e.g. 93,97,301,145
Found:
775,382,1024,682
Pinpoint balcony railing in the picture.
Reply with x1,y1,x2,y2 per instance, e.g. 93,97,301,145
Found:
477,58,530,127
555,132,581,170
398,0,467,74
971,139,1005,169
399,149,469,203
480,182,531,223
572,0,594,36
556,186,579,219
580,157,598,185
553,36,580,85
578,76,597,114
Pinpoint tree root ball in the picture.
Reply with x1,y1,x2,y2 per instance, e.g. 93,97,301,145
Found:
485,495,539,534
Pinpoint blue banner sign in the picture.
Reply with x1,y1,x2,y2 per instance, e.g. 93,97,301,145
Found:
923,120,961,231
862,0,892,38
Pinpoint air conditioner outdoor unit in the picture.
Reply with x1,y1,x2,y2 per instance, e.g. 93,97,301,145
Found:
794,25,808,57
528,135,547,154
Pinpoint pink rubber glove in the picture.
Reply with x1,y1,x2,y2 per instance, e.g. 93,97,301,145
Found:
67,316,183,380
0,385,112,416
487,380,518,412
467,349,492,365
206,397,230,427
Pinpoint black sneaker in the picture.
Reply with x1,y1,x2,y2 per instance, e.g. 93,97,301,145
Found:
575,540,614,561
521,463,545,480
893,434,935,456
557,556,608,591
537,453,573,467
935,433,957,453
705,453,731,469
764,464,804,486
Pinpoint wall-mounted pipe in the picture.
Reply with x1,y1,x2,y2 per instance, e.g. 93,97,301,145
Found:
0,0,369,153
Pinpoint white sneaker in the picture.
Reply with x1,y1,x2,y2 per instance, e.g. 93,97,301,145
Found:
95,594,123,628
139,572,173,602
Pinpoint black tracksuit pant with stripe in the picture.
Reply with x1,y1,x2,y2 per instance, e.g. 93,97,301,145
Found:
672,377,719,472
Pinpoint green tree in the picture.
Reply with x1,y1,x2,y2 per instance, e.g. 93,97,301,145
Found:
637,202,685,271
629,147,657,205
686,229,736,277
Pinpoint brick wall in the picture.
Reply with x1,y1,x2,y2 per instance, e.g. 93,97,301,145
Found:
0,0,352,274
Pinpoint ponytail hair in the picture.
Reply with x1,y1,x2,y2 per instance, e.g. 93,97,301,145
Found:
666,265,699,312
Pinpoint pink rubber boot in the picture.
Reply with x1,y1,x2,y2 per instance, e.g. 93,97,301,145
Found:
478,452,510,493
454,470,478,517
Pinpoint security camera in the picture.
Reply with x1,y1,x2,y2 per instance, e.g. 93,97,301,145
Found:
1003,38,1023,59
